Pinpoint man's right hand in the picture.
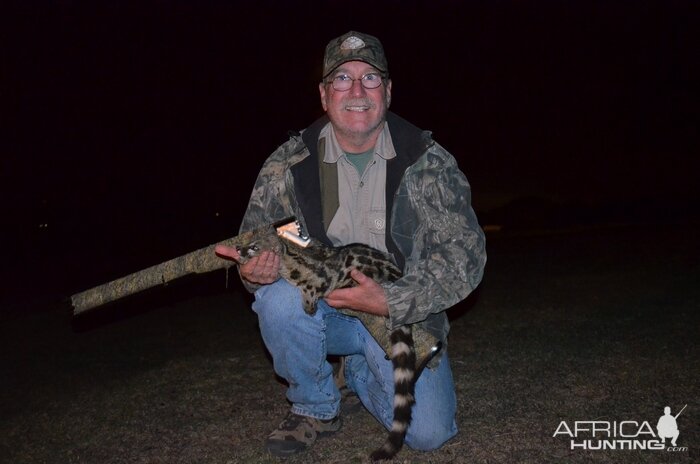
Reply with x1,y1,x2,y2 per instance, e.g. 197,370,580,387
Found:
215,245,281,285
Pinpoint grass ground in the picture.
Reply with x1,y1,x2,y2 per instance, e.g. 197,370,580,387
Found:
1,224,698,463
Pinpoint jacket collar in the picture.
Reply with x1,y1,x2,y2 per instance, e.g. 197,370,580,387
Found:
300,111,429,161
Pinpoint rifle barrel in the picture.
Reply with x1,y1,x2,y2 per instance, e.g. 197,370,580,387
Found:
674,404,687,419
71,239,236,315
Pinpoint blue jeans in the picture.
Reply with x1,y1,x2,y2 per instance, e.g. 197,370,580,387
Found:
251,279,458,451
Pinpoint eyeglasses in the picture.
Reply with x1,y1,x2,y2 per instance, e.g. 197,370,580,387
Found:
327,72,384,91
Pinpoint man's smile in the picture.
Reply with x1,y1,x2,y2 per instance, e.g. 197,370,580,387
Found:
345,105,370,112
344,99,374,112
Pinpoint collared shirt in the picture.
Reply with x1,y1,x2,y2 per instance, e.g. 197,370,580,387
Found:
320,122,397,253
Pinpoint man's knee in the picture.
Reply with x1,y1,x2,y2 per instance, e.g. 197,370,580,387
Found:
404,419,457,451
253,279,301,322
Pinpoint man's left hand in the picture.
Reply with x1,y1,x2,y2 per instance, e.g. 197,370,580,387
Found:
325,269,389,317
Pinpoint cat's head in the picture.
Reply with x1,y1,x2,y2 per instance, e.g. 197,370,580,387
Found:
231,226,283,264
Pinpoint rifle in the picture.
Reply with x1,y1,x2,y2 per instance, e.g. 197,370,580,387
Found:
71,219,306,316
675,404,687,419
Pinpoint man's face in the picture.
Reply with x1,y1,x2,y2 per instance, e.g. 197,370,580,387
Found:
319,60,392,147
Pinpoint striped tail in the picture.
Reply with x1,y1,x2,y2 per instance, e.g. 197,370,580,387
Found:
370,325,416,462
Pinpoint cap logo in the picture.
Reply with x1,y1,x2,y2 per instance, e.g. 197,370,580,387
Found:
340,36,366,50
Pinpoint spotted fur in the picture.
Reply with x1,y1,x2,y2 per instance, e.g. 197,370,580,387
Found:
232,224,440,461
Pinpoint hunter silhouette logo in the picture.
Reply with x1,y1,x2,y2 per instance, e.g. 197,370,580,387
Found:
657,404,686,447
553,404,689,452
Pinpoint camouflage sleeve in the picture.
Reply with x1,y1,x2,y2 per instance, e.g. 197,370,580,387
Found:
383,144,486,328
237,136,309,292
239,138,307,232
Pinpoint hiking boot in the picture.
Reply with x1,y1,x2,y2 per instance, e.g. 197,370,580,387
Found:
265,411,342,456
339,385,363,415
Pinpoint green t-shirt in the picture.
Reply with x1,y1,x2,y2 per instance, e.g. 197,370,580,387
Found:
345,149,374,177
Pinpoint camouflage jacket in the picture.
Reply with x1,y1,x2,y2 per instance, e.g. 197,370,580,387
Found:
239,111,486,347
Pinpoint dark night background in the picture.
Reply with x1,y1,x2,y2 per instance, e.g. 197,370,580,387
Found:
2,0,698,310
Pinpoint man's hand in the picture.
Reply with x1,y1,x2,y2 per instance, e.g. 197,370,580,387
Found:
325,269,389,317
215,245,280,285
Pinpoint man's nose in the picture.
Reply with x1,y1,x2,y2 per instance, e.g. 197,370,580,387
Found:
349,78,367,97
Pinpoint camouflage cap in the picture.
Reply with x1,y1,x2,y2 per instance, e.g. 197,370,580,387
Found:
322,31,388,79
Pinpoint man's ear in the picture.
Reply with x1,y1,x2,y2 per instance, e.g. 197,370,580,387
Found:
385,79,392,108
319,82,328,112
